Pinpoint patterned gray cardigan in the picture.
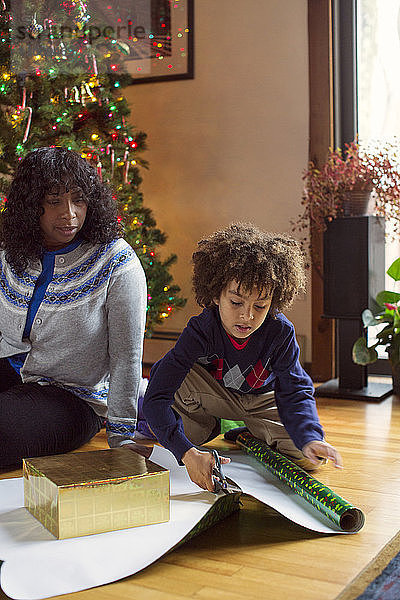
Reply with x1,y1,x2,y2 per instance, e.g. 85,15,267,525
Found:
0,238,147,447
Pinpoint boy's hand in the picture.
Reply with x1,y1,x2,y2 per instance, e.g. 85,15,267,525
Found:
182,447,231,491
302,440,343,469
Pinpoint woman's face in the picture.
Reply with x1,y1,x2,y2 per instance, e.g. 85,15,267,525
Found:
40,183,87,250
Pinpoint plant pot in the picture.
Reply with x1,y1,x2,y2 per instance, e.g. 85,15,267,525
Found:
391,361,400,396
343,189,373,217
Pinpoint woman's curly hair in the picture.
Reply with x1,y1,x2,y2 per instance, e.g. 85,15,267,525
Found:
192,223,306,316
0,146,120,273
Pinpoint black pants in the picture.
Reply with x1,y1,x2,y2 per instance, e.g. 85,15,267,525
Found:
0,358,103,469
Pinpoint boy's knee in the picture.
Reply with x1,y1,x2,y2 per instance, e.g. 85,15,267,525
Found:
183,417,221,445
202,418,221,443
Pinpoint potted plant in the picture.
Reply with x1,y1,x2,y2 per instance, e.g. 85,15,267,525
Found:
292,140,400,262
352,257,400,394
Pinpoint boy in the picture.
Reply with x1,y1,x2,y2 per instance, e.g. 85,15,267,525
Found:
142,223,342,491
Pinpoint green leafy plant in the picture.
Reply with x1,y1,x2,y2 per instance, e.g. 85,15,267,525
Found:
352,257,400,372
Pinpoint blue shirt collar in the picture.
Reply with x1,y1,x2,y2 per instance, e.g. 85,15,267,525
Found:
42,236,82,256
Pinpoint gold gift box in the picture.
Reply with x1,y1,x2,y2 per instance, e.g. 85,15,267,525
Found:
23,447,170,539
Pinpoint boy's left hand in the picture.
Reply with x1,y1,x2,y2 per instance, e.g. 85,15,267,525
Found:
302,440,343,468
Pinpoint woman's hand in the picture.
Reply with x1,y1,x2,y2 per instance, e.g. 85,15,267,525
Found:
302,440,343,469
182,447,231,491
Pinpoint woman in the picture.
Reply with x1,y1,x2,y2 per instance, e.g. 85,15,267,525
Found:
0,146,147,468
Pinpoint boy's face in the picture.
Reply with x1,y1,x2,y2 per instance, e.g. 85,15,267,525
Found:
214,280,272,342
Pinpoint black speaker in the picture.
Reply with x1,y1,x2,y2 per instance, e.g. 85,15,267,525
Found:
323,216,385,318
316,215,392,400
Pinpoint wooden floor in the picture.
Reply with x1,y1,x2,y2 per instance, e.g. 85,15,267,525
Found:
2,382,400,600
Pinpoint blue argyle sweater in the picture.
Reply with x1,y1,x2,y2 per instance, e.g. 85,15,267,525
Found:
0,238,147,447
143,306,324,462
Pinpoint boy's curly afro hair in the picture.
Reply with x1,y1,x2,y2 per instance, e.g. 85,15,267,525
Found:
0,146,120,274
192,222,306,316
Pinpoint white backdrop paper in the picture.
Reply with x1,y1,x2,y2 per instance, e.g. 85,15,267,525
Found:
0,445,344,600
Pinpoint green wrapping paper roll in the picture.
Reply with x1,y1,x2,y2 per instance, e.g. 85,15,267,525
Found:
237,432,365,532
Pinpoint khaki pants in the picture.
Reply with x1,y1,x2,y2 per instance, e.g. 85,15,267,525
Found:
173,363,319,470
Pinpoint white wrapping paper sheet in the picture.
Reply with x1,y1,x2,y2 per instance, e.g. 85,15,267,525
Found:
0,444,344,600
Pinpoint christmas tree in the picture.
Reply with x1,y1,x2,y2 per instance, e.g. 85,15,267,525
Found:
0,0,186,333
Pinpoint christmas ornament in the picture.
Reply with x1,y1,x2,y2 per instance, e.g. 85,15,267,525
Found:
116,41,130,56
73,0,90,29
9,108,23,128
56,42,67,60
27,13,44,39
106,144,115,178
21,87,26,109
123,161,130,184
44,19,57,55
92,54,98,75
123,150,130,183
89,76,99,88
22,107,33,143
80,82,95,105
70,86,80,103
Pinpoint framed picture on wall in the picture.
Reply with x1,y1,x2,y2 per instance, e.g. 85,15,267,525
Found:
9,1,194,83
111,0,194,84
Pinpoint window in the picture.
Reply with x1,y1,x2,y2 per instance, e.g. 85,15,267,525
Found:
357,0,400,277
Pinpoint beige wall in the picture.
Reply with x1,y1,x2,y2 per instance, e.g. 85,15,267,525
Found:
125,0,311,362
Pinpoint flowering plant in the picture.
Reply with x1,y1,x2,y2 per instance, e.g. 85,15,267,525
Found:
292,140,400,259
352,257,400,375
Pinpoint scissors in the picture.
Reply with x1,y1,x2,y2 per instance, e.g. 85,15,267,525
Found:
212,449,228,493
211,449,242,495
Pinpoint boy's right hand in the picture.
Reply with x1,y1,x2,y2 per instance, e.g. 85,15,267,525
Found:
182,447,230,492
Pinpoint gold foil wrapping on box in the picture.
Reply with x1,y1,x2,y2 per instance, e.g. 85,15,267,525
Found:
23,448,170,539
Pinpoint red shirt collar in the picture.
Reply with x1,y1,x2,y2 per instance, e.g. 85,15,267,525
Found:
227,333,250,350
